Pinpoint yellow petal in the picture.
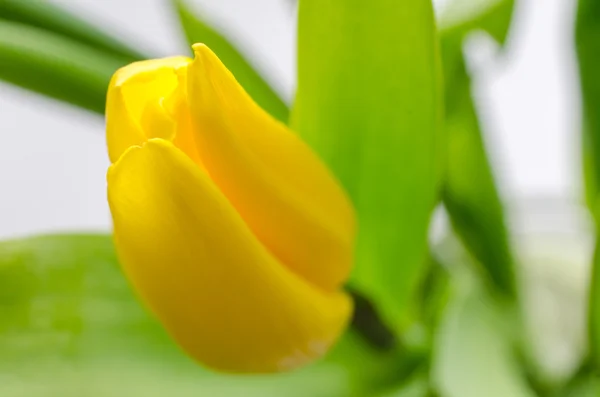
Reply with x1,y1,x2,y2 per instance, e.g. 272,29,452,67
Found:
106,57,191,163
165,67,204,167
186,44,356,291
107,138,352,373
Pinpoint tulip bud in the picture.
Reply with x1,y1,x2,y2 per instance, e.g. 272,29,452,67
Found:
105,45,356,373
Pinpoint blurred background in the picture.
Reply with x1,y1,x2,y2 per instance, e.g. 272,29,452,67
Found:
0,0,582,239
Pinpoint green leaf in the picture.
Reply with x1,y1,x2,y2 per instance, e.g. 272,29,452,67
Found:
293,0,444,329
0,0,145,63
440,0,515,104
557,370,600,397
576,0,600,212
376,374,430,397
0,20,125,114
170,0,289,123
564,379,600,397
431,286,535,397
589,236,600,368
439,0,515,44
326,330,428,397
414,254,451,332
439,0,517,297
576,0,600,373
0,233,354,396
440,54,516,296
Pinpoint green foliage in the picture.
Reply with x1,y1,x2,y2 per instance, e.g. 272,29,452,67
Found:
439,0,517,297
0,0,145,113
576,0,600,371
0,234,442,396
170,0,289,123
558,374,600,397
439,0,515,44
0,234,356,397
431,286,534,397
588,236,600,368
576,0,600,210
0,20,125,114
0,0,144,63
377,375,430,397
293,0,444,329
414,255,452,332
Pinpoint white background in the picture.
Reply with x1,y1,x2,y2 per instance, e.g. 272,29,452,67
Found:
0,0,581,239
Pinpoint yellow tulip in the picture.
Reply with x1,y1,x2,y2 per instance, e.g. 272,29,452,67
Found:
105,44,356,373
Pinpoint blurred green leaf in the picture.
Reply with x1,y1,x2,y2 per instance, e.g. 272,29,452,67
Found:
440,54,516,296
0,20,126,113
293,0,444,329
558,373,600,397
0,233,358,397
439,0,517,297
576,0,600,212
171,0,289,123
326,330,428,397
1,234,427,396
0,0,145,63
439,0,515,44
431,286,535,397
576,0,600,373
565,380,600,397
589,236,600,368
414,254,451,332
376,374,430,397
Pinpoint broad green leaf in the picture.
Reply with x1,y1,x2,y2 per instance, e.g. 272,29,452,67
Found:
0,0,144,63
171,0,289,123
439,0,517,297
0,234,355,397
0,20,126,114
576,0,600,212
432,286,535,397
293,0,444,329
1,234,425,396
